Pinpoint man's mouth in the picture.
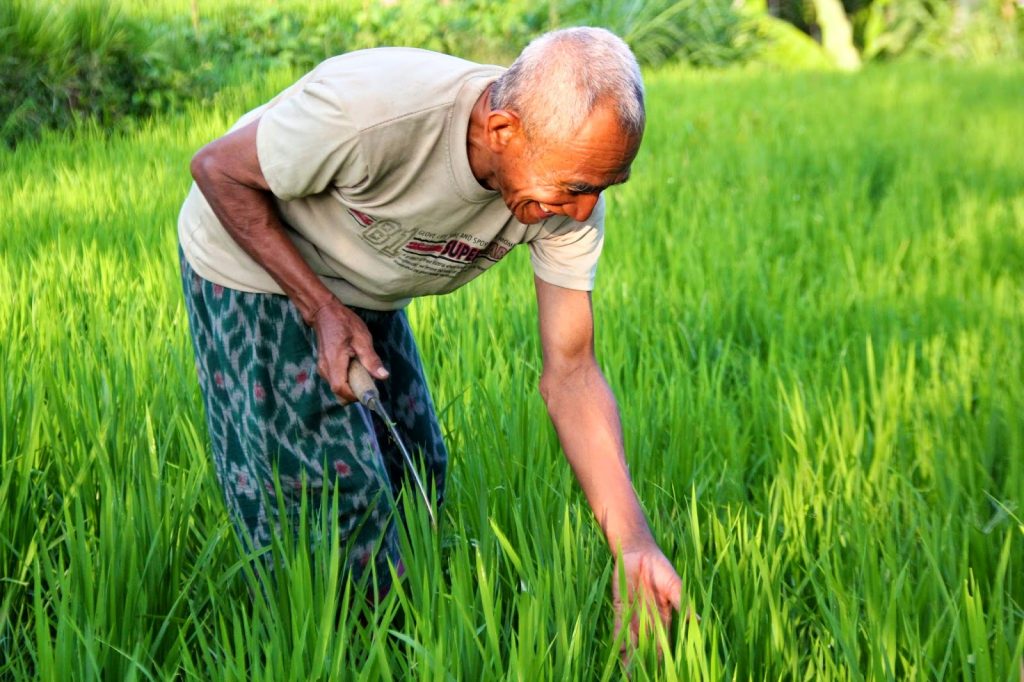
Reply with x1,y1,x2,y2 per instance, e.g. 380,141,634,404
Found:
511,201,552,224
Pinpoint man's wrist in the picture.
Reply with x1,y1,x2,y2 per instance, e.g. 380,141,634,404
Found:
304,295,338,326
602,507,658,556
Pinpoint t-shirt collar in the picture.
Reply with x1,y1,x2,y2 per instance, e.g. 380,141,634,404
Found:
449,73,502,203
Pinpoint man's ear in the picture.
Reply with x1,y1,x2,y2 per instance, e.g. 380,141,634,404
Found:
485,109,522,152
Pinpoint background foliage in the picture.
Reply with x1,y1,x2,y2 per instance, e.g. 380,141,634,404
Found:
2,0,1021,146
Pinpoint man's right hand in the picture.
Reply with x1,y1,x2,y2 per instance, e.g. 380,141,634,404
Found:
310,298,389,404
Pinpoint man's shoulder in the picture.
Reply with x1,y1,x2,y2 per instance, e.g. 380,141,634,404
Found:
307,48,503,124
321,47,501,77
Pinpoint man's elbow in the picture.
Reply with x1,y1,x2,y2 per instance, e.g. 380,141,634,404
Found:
538,371,558,410
189,145,216,186
538,357,597,412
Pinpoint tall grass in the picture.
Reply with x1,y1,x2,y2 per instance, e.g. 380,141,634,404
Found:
1,63,1022,679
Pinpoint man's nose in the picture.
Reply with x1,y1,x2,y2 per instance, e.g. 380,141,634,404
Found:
569,194,599,222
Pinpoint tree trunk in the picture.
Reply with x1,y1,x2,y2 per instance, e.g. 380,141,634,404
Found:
811,0,862,70
190,0,201,39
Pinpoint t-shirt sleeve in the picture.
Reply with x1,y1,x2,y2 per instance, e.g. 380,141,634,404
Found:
256,79,368,201
527,196,605,291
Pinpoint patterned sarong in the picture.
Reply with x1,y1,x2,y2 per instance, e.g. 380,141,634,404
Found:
179,249,447,589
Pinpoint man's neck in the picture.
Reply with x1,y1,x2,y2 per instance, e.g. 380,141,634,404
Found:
466,85,495,191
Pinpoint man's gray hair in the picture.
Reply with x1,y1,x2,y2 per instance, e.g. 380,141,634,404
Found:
490,27,645,143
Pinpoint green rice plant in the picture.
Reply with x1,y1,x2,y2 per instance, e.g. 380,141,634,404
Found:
1,62,1022,679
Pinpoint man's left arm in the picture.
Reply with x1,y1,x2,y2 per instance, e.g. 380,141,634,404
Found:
534,276,683,645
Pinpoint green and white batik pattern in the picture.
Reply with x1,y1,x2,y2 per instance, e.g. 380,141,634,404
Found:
179,249,447,588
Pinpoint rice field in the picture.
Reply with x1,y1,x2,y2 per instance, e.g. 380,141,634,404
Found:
1,62,1022,680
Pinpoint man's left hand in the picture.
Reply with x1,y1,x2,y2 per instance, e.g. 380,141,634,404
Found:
613,544,684,657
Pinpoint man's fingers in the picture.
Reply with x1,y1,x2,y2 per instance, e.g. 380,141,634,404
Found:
346,323,388,380
663,574,683,616
657,601,674,630
322,353,357,404
669,585,682,612
626,598,658,641
351,342,389,380
613,596,640,664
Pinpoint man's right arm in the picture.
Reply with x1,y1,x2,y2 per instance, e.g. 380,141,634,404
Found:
189,117,389,401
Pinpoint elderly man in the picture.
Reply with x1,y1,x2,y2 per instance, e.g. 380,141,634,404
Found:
178,27,682,642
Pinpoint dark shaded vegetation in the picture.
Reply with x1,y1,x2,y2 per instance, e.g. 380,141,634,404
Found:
1,0,751,147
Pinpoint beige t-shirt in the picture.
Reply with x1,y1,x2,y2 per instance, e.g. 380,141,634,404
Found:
178,47,605,311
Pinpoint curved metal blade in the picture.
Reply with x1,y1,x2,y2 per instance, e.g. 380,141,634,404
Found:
367,397,437,529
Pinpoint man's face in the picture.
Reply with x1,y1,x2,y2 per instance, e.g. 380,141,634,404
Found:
492,105,639,225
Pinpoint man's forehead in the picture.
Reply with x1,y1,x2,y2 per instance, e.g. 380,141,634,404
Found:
534,129,639,189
